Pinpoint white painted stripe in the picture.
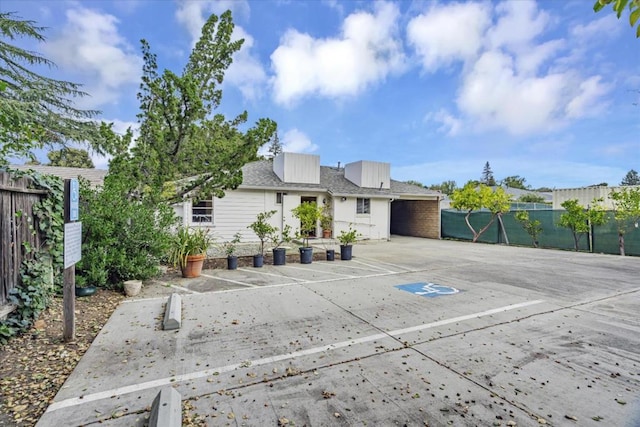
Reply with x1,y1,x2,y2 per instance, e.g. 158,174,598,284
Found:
350,258,396,273
200,273,257,288
281,264,357,278
44,299,544,413
170,284,199,294
237,268,308,282
357,257,414,272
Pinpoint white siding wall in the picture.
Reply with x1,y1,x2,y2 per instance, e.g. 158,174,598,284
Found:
273,152,320,184
552,186,639,210
333,197,389,241
344,160,390,189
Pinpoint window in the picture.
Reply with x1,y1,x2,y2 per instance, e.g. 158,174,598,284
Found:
356,198,370,214
276,192,287,204
192,200,213,223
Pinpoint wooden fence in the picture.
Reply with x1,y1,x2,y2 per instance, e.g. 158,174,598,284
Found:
0,171,48,306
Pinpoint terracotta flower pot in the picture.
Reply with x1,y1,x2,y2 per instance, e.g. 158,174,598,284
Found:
181,254,205,278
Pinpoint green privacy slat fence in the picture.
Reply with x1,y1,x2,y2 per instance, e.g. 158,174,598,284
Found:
441,209,640,256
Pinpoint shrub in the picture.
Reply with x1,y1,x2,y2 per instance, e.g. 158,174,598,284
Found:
76,177,176,287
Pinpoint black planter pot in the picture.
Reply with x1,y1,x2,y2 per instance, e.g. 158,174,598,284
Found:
272,248,286,265
75,286,97,297
299,247,313,264
326,249,335,261
253,254,264,268
340,245,353,261
227,255,238,270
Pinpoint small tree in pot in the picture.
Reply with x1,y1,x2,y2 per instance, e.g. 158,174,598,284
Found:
337,225,360,261
291,201,323,264
248,210,277,267
270,224,292,266
223,232,242,270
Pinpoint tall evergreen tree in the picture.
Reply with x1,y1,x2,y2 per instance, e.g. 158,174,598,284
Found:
621,169,640,185
267,132,283,159
0,12,101,165
481,161,496,186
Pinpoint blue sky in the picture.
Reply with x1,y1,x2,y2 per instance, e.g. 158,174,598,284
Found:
3,0,639,189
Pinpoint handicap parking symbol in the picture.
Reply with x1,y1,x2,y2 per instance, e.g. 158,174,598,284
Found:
395,282,460,298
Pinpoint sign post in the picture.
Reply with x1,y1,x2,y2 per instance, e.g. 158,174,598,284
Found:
63,179,81,341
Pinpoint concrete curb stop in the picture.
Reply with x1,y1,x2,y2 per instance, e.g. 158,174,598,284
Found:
149,387,181,427
163,293,182,330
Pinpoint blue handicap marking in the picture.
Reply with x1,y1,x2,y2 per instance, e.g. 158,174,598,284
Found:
395,282,460,298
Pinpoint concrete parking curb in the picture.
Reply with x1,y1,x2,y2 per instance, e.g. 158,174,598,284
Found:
162,293,181,330
149,387,181,427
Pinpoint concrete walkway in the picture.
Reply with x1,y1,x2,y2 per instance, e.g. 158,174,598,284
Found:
38,237,640,426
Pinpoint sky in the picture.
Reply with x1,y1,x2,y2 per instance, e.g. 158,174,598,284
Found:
2,0,639,189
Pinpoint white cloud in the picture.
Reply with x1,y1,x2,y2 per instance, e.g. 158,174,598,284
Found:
570,14,620,41
426,109,463,136
175,0,265,100
43,7,142,108
565,76,610,118
407,2,491,72
270,1,405,105
486,0,549,51
281,129,318,153
408,1,610,136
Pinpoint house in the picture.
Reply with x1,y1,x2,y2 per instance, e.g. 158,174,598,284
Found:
11,165,108,187
553,185,640,210
176,153,442,242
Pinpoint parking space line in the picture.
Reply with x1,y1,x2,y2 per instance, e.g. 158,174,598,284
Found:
237,268,309,282
350,258,396,273
280,264,357,278
170,284,200,294
200,273,258,288
44,299,544,413
358,257,415,272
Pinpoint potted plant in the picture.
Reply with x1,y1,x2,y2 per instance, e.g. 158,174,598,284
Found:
167,226,212,278
223,232,242,270
248,210,277,268
291,201,323,264
320,201,333,238
270,224,292,266
337,225,359,261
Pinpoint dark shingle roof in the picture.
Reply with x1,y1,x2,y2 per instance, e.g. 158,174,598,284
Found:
239,160,440,199
11,165,107,187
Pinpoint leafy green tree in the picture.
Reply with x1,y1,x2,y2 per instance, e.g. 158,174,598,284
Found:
428,180,457,195
113,11,276,203
533,186,553,192
481,161,496,186
47,147,94,168
594,0,640,37
621,169,640,185
406,180,425,188
514,210,543,248
0,13,101,166
450,182,512,242
609,187,640,255
501,175,528,189
558,198,607,251
518,194,547,203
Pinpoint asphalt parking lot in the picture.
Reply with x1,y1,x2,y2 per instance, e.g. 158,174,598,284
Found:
37,237,640,426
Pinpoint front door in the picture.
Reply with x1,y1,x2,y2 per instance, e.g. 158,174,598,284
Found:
300,196,318,238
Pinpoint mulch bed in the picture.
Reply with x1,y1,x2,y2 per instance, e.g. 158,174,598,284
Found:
0,289,124,426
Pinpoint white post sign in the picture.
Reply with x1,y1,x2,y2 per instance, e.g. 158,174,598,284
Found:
64,222,82,268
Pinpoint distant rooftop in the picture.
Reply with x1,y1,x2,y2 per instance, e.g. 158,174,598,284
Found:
10,165,107,187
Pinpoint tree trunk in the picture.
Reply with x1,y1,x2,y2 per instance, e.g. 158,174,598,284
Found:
619,233,625,256
573,233,580,251
464,212,479,242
